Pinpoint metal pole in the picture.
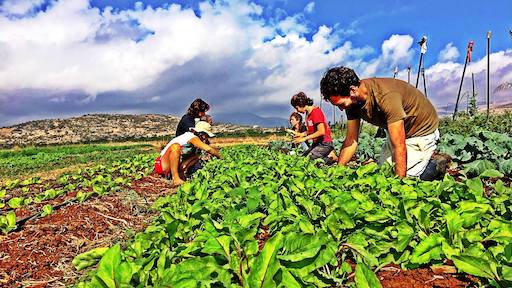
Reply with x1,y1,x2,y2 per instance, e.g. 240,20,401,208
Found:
472,72,475,114
415,53,423,88
416,36,427,88
407,66,411,84
487,31,491,118
422,67,428,98
453,52,469,119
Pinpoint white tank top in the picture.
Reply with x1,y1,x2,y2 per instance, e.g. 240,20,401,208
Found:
160,132,197,156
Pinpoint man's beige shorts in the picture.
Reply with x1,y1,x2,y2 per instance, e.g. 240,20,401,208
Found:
379,129,440,177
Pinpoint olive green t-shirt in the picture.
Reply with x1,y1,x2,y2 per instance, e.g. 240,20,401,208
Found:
346,78,439,138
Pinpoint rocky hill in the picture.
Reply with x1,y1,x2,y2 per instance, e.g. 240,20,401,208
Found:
0,114,275,148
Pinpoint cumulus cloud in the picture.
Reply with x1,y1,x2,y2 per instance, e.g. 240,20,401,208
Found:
304,2,315,14
0,0,44,15
438,43,460,62
0,0,511,126
359,34,414,77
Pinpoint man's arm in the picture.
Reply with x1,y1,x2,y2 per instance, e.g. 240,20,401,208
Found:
293,123,325,143
189,137,222,159
338,119,360,165
387,120,407,178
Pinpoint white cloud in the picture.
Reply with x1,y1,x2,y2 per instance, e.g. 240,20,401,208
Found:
304,2,315,14
0,0,511,125
438,43,460,62
0,0,44,15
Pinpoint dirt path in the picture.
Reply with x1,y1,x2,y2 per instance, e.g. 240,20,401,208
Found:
0,174,174,288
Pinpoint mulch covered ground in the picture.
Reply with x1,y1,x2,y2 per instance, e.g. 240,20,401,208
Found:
0,174,173,288
378,264,478,288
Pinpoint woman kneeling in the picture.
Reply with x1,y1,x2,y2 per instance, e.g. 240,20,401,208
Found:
160,121,221,187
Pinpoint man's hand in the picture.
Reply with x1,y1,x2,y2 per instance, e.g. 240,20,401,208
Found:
387,120,407,178
292,136,307,143
337,119,360,165
208,147,222,159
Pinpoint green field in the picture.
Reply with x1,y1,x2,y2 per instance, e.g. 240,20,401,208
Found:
0,143,155,179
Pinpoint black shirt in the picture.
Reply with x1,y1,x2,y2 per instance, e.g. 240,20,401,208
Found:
176,114,196,137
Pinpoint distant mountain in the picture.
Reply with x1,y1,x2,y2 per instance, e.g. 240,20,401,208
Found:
213,112,288,128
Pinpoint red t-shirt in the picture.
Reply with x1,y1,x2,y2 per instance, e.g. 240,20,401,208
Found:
306,107,332,144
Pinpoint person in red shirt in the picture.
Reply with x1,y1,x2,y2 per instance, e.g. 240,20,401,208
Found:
290,92,334,163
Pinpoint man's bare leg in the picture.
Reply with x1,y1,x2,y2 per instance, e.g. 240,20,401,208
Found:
180,154,201,175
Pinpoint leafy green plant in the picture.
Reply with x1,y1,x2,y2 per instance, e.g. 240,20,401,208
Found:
77,145,512,287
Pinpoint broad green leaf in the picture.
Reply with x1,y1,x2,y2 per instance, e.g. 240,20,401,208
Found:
95,244,121,288
356,163,379,177
276,268,302,288
410,234,445,264
344,243,379,267
7,197,24,209
41,204,53,217
247,233,283,288
114,262,132,286
395,222,414,252
278,233,322,262
354,262,382,288
465,177,484,197
452,255,499,281
238,213,265,228
479,169,504,178
201,235,231,259
73,247,109,271
502,265,512,281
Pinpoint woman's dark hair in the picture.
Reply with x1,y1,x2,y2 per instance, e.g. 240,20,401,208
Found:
320,66,360,100
187,98,210,117
290,92,314,108
289,112,302,122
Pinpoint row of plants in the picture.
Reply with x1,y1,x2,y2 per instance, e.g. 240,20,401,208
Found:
75,145,512,287
0,143,153,179
438,130,512,177
0,154,155,234
270,128,512,178
439,112,512,136
269,132,385,163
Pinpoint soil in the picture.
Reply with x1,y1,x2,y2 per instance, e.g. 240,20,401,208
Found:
378,264,479,288
0,173,174,288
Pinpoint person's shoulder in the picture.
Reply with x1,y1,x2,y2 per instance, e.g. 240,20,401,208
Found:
312,106,324,115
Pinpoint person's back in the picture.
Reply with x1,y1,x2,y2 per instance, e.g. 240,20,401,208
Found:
176,98,210,137
346,78,438,138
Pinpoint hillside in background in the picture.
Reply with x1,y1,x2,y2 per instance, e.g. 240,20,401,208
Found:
0,114,276,148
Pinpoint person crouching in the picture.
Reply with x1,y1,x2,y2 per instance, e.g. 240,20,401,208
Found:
158,121,221,187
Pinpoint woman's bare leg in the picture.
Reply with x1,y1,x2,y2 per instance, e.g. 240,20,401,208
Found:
162,144,184,187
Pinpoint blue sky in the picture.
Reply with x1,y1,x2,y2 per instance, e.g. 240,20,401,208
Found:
0,0,511,126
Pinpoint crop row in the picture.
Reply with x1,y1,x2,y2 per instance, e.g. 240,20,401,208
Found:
270,129,512,177
0,154,155,234
76,145,512,287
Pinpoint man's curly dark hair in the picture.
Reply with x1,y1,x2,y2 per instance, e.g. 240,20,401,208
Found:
320,66,360,100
